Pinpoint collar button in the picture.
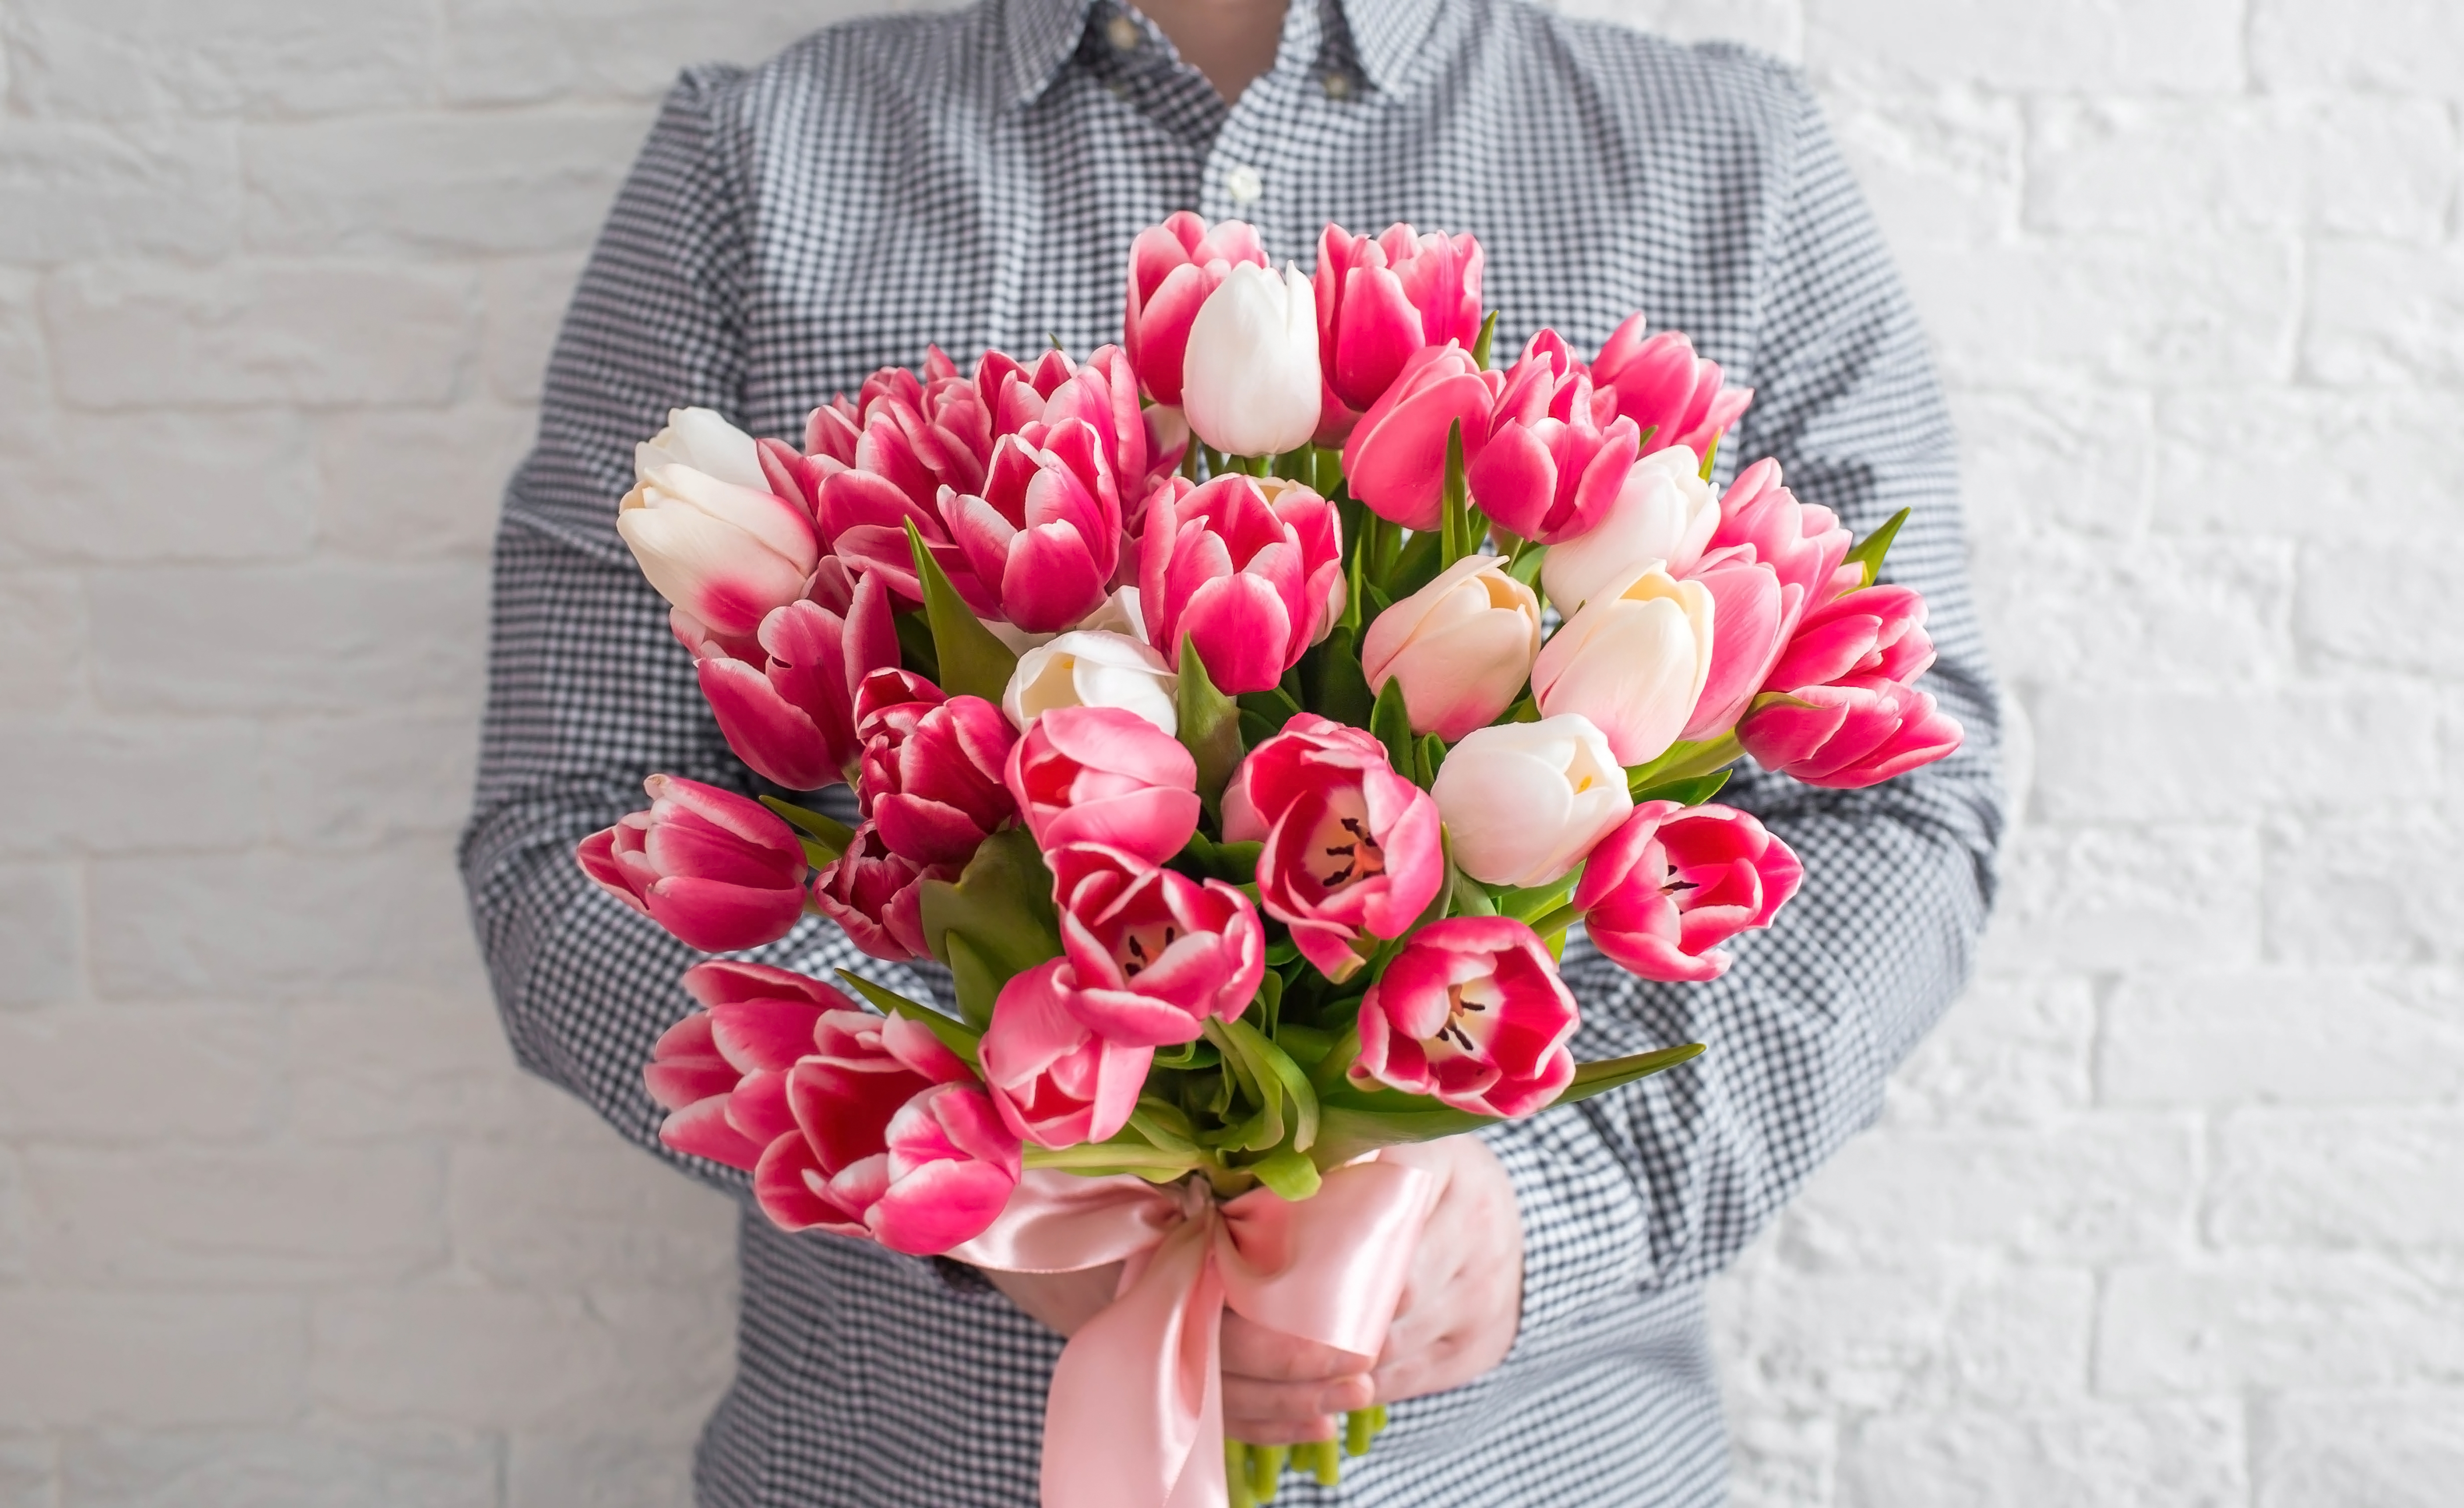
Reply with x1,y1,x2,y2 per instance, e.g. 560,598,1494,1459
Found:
1225,164,1264,204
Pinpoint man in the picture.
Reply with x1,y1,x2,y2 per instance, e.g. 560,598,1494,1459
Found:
459,0,2004,1501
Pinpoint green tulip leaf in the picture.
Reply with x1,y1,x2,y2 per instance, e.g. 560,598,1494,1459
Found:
1370,675,1415,780
1175,636,1246,818
761,796,854,860
1249,1146,1323,1202
1628,769,1733,810
831,969,983,1067
1470,309,1500,371
1844,506,1911,589
903,519,1017,704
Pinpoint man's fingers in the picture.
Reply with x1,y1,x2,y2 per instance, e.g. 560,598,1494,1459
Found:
1218,1312,1374,1381
1221,1370,1373,1426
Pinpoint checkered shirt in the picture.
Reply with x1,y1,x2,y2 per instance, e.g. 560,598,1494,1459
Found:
458,0,2006,1501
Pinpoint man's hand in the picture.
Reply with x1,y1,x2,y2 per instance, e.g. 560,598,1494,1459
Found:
981,1136,1525,1445
1224,1136,1524,1444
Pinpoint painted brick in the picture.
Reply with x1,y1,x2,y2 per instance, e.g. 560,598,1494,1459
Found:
1982,824,2261,972
244,110,648,257
1806,0,2243,90
482,254,587,404
1947,387,2152,544
0,1005,281,1141
1559,0,1801,61
438,0,877,104
2252,0,2464,91
2030,688,2437,823
448,1142,737,1287
1881,972,2095,1128
2154,388,2464,541
0,270,47,441
0,863,81,1006
0,573,85,713
263,715,476,849
1,0,436,118
43,261,478,410
1974,534,2295,691
315,403,531,560
507,1431,701,1508
2098,1256,2464,1394
23,1146,447,1285
2305,242,2464,386
4,409,317,564
2209,1109,2464,1250
288,996,566,1144
0,1438,51,1508
61,1429,497,1508
0,1150,24,1280
2264,816,2464,968
0,1292,306,1426
0,121,240,262
1839,1399,2246,1508
0,718,263,856
2298,539,2464,677
2255,1392,2464,1508
2101,969,2464,1106
88,564,485,715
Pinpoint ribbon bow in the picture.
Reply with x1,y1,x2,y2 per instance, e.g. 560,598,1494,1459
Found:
950,1157,1441,1508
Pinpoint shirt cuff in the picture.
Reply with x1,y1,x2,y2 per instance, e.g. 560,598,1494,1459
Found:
1479,1103,1651,1357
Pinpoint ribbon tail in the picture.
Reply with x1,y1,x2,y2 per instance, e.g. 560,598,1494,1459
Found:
1161,1335,1225,1508
1041,1214,1225,1508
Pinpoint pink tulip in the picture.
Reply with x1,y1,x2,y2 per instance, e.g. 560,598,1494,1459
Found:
1221,714,1444,982
1314,222,1485,423
809,821,954,962
577,775,809,952
1678,459,1855,740
1046,843,1265,1047
1737,677,1965,789
1591,317,1754,459
1005,705,1202,865
1360,555,1543,741
674,566,898,792
1762,583,1936,692
818,467,992,615
644,961,863,1169
1125,213,1269,407
943,422,1124,634
1339,343,1500,530
1038,344,1167,513
1572,802,1805,983
852,670,1019,868
1351,916,1578,1119
618,462,821,638
759,1039,1017,1254
980,956,1155,1148
1468,331,1645,544
1139,473,1343,695
1676,553,1790,744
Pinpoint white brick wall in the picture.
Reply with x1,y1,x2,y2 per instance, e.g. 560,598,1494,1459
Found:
0,1,2453,1503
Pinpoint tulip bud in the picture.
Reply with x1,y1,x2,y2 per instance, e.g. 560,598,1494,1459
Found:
1005,705,1202,865
1360,556,1542,741
637,407,770,493
852,671,1019,868
1430,716,1632,888
618,463,820,638
677,570,897,792
1590,317,1754,459
1351,916,1579,1118
1339,343,1498,530
808,820,953,962
1737,677,1963,789
1003,630,1178,736
981,958,1154,1148
1540,447,1720,615
1573,802,1805,984
1469,330,1643,544
1314,222,1486,418
1530,563,1717,766
645,961,871,1171
576,775,811,952
1181,262,1323,458
1125,213,1269,407
1139,473,1343,695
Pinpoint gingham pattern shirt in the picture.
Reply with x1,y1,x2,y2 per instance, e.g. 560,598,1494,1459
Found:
460,0,2005,1501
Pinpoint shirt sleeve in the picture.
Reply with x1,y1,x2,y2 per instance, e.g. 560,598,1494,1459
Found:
1483,69,2008,1351
458,70,938,1197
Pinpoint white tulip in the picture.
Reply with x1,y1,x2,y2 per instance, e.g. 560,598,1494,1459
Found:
1531,563,1715,766
1003,630,1179,735
1181,263,1322,459
1432,715,1633,888
982,587,1149,656
636,407,769,493
1541,446,1720,615
616,463,820,637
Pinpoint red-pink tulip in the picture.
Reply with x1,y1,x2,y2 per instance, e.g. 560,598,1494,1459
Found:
944,422,1124,634
980,956,1155,1148
809,821,953,962
577,775,808,952
1676,552,1789,744
1339,343,1500,530
645,961,866,1169
1314,222,1485,421
852,670,1019,868
1047,843,1265,1047
1005,705,1201,865
1591,317,1754,458
1038,344,1171,512
1125,212,1268,407
1139,473,1343,695
1351,916,1578,1118
1572,802,1805,983
1679,459,1855,739
1221,714,1444,982
1762,583,1937,692
1468,331,1644,544
674,566,897,792
1737,677,1965,789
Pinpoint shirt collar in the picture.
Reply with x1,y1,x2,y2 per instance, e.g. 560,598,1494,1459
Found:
1003,0,1443,107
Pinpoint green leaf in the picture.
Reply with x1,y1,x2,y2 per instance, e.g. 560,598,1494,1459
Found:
1310,1103,1496,1167
831,969,983,1067
1237,684,1304,728
1249,1146,1323,1201
1439,421,1471,570
915,828,1060,1024
1446,861,1497,918
1388,527,1443,600
1469,308,1500,371
940,931,1006,1032
1126,1106,1201,1156
1237,706,1284,749
1174,833,1263,885
891,609,941,684
1151,1039,1222,1071
1175,636,1246,817
760,796,854,860
1255,967,1284,1037
1370,675,1414,779
1313,444,1347,499
1844,506,1911,588
1629,768,1733,809
1493,874,1576,926
1022,1143,1210,1179
1311,626,1376,728
1505,542,1547,590
1622,731,1744,796
1223,1016,1321,1153
1416,732,1447,788
1698,429,1723,482
1553,1042,1707,1106
903,520,1017,703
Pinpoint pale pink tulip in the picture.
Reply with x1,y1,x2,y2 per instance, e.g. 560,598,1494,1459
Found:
1339,343,1499,530
1048,842,1265,1048
1540,446,1721,614
1139,473,1343,695
577,775,808,952
1591,317,1753,458
1737,677,1964,789
1360,556,1542,741
1222,714,1444,982
1572,802,1804,983
1351,917,1578,1118
981,957,1155,1148
852,670,1019,868
1002,629,1178,737
1469,330,1644,544
1125,213,1269,407
1429,716,1632,888
1314,222,1485,426
1004,705,1202,865
638,407,770,493
1530,563,1718,766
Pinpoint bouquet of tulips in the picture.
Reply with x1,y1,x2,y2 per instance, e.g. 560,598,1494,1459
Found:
582,215,1961,1508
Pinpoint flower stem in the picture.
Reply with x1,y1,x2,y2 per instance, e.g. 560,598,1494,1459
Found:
1524,902,1583,939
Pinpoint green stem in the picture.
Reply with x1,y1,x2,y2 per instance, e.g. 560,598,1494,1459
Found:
1525,902,1583,939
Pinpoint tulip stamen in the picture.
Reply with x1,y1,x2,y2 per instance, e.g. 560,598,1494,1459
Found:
1314,816,1387,891
1118,924,1180,979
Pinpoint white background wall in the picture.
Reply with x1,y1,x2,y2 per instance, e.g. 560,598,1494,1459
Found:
0,0,2456,1503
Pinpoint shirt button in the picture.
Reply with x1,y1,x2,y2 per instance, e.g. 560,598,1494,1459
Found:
1322,72,1353,99
1225,165,1264,204
1106,14,1142,50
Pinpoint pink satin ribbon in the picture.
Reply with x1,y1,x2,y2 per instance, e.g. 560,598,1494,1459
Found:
949,1157,1440,1508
